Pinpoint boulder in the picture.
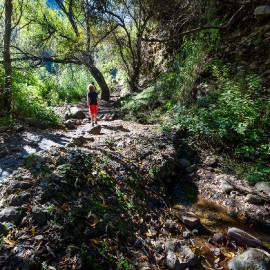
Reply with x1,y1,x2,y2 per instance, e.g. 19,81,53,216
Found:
175,210,201,228
0,207,22,224
255,181,270,195
65,106,85,120
227,227,263,248
254,5,270,21
245,194,262,205
228,248,270,270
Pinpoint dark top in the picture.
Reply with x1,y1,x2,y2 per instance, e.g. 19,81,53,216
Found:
87,91,98,105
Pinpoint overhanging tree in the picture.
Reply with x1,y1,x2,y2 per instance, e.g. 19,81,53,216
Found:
10,0,114,101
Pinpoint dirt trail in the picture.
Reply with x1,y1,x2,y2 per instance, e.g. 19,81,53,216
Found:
0,93,159,182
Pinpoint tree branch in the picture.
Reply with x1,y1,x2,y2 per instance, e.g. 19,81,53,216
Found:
142,5,246,43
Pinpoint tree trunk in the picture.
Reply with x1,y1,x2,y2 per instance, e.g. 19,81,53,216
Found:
128,65,140,92
89,66,110,101
2,0,13,114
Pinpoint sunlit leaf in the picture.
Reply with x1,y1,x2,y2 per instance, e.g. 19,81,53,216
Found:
3,237,16,247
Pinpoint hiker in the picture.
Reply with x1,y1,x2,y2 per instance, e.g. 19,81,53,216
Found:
87,83,99,127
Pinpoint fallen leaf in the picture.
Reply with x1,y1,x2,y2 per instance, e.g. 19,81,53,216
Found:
3,237,16,247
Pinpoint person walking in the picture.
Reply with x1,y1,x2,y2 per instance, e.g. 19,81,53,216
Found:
87,83,99,127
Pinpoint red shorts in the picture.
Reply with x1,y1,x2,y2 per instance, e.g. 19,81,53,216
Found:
89,105,98,114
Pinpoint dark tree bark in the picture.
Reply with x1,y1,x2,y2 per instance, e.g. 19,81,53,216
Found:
2,0,13,115
89,66,110,101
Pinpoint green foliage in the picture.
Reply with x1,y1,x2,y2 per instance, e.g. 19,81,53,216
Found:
10,64,93,125
117,258,136,270
120,31,220,122
173,64,269,183
0,115,13,127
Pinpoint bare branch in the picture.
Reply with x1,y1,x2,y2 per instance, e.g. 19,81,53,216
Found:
142,5,246,43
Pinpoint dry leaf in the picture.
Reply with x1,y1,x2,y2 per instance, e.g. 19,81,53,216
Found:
3,237,16,247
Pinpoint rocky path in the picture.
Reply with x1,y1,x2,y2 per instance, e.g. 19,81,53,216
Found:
0,93,270,269
0,93,131,182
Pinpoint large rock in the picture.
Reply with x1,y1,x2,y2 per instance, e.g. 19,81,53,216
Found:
254,5,270,21
175,210,201,228
166,246,200,270
227,227,263,248
0,207,22,224
255,181,270,195
245,194,262,205
88,125,101,135
65,106,85,120
228,248,270,270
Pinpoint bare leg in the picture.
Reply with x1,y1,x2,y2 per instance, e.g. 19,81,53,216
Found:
91,114,94,126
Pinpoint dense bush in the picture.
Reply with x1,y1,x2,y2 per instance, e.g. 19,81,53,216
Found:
172,65,270,183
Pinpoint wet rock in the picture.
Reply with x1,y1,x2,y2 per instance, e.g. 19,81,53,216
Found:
88,125,101,135
254,5,270,21
32,206,47,225
175,210,201,228
228,248,270,270
0,207,22,224
245,194,262,205
227,227,263,248
65,106,85,120
255,181,270,195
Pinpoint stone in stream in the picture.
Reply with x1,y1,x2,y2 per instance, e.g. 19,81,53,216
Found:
227,227,263,248
228,248,270,270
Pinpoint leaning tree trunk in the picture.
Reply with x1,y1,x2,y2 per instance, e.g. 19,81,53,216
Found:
89,66,110,101
2,0,13,114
